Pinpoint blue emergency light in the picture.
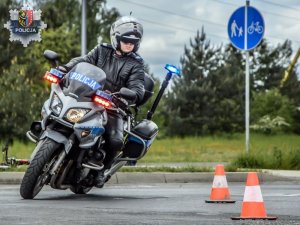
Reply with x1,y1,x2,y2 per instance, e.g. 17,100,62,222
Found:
164,64,180,76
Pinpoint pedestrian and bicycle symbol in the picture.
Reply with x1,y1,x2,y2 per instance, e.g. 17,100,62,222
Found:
247,21,263,34
231,20,263,37
227,5,264,50
230,20,244,37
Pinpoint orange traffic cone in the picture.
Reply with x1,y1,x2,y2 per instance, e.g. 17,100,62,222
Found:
231,172,277,220
205,164,235,203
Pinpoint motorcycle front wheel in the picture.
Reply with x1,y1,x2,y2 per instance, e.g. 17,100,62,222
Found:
20,138,61,199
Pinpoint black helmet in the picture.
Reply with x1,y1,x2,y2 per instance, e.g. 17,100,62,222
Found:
110,16,143,53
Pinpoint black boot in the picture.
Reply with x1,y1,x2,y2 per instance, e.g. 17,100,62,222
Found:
94,171,105,188
94,158,115,188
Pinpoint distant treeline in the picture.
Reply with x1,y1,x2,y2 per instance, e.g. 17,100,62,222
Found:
0,1,299,140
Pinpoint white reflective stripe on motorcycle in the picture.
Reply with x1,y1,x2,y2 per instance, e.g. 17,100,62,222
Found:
243,186,264,202
212,175,228,188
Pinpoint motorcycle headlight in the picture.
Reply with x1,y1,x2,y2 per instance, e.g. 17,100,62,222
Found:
65,108,90,123
50,94,63,115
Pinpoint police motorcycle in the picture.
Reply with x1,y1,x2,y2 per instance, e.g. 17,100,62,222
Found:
20,50,180,199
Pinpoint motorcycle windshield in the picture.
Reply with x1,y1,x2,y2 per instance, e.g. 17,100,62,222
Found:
61,62,106,101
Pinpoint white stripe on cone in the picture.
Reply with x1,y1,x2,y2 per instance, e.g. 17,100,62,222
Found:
212,175,228,188
243,186,264,202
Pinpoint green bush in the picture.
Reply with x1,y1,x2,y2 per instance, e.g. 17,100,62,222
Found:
288,149,300,170
232,147,300,170
232,153,264,169
251,89,296,133
250,115,290,134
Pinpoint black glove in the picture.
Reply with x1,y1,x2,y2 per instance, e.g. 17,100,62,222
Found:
58,66,68,74
113,96,128,110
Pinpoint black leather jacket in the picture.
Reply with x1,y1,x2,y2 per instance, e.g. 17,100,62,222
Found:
64,43,145,103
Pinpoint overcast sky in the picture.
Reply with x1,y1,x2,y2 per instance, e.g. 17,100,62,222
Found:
106,0,300,78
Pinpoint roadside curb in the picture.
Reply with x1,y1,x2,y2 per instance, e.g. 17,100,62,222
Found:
1,171,299,185
114,172,298,184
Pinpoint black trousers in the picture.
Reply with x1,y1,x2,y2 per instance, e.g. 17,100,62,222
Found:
103,110,124,169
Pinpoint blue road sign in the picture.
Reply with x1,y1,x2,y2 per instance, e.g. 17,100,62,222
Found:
227,5,264,50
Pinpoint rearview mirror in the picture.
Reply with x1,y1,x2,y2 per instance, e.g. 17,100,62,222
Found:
44,50,59,61
44,50,60,67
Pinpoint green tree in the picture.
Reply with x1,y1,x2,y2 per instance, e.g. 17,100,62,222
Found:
0,1,120,140
164,33,300,136
36,0,120,50
0,0,24,74
0,58,47,139
212,44,245,132
0,26,81,140
251,39,300,106
165,28,222,136
251,88,296,132
252,39,292,92
251,40,300,132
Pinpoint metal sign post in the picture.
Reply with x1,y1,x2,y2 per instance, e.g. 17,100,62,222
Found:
81,0,87,56
227,0,264,153
245,1,250,154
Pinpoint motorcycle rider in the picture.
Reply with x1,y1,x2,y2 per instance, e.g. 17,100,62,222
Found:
63,16,145,187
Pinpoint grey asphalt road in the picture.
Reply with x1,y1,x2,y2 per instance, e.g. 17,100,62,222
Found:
0,182,299,225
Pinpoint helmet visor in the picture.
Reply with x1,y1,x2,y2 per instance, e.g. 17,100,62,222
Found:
119,35,140,45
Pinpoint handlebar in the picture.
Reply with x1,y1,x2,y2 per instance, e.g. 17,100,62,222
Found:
95,90,132,117
111,96,131,118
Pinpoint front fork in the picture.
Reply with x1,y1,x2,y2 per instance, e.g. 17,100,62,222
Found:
49,133,75,175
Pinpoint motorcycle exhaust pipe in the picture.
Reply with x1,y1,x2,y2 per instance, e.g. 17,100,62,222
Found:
104,160,127,179
55,160,74,190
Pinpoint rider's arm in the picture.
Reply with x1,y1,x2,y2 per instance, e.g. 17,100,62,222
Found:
64,45,99,71
126,62,145,104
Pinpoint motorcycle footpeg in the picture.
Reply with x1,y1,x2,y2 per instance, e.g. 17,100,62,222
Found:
26,131,38,143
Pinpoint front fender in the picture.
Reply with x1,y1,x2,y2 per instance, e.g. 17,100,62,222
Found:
40,129,70,152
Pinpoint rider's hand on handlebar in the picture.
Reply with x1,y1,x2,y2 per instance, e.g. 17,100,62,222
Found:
58,66,68,75
112,96,128,110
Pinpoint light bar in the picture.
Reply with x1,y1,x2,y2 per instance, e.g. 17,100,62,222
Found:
44,71,60,83
93,95,112,108
43,68,64,84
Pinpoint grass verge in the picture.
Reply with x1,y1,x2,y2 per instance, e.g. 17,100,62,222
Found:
231,147,300,170
120,166,214,172
1,133,300,170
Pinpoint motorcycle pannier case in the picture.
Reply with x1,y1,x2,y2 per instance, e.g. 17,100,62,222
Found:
123,119,158,158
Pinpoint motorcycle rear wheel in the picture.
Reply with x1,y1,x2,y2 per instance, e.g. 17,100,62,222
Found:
20,138,60,199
